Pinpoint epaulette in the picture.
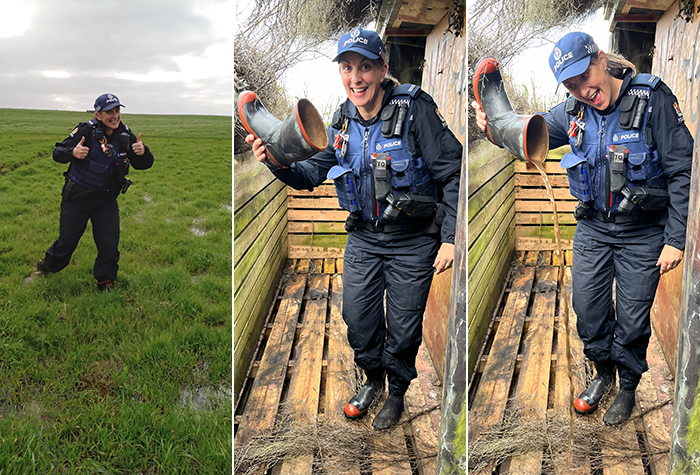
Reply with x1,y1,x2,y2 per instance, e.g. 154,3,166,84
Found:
391,84,421,99
630,73,661,90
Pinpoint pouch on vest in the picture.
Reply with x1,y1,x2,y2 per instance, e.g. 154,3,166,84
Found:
627,152,663,186
618,94,638,129
381,104,397,138
561,152,593,203
609,145,627,194
328,165,361,213
372,153,391,201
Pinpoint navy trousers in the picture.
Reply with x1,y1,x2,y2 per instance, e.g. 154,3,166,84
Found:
342,227,439,395
44,194,120,282
572,217,664,388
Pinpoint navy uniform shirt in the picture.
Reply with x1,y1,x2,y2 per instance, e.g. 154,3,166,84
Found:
543,71,693,250
271,83,463,244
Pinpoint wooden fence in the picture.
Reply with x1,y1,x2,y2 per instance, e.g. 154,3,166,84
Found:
233,151,288,403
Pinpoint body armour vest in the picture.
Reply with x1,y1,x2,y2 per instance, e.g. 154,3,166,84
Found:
560,74,666,216
327,84,437,224
68,119,130,192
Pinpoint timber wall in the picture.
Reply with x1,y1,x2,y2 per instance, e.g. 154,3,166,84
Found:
421,14,466,381
467,141,516,381
233,151,288,404
514,147,575,251
649,4,699,374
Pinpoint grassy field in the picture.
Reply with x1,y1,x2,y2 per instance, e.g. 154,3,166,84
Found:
0,109,232,474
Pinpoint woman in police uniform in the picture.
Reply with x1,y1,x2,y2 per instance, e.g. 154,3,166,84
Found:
33,94,154,290
246,28,462,430
473,32,692,425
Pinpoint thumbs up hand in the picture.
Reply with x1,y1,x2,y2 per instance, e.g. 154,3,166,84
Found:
72,136,89,159
132,133,145,155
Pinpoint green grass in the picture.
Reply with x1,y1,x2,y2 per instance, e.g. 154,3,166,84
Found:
0,109,232,474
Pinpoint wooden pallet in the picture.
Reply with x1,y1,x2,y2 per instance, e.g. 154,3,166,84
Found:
468,251,673,474
234,258,441,474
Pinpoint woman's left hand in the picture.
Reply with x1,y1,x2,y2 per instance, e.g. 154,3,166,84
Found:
433,242,454,275
132,133,145,155
657,244,684,275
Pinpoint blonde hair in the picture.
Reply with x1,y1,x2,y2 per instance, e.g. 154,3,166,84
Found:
591,51,637,79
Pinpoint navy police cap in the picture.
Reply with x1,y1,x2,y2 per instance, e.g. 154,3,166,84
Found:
94,93,125,112
333,28,386,63
549,32,600,85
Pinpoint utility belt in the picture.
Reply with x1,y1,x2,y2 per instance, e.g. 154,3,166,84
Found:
63,175,131,201
575,201,664,224
346,202,444,234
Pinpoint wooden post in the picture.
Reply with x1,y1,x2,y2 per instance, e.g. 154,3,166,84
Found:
669,115,700,474
437,145,467,474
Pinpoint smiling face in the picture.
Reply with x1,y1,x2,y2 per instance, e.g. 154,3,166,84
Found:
562,52,622,111
95,107,121,135
339,52,388,120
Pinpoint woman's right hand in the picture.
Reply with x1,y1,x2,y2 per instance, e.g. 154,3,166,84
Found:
471,101,488,132
245,134,268,163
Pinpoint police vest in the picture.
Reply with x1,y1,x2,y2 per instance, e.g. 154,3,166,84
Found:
68,119,130,192
561,74,666,215
327,84,437,224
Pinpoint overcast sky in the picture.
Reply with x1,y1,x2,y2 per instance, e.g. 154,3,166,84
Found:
0,0,232,115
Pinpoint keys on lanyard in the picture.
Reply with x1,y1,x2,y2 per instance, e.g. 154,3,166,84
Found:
568,110,585,148
333,118,349,159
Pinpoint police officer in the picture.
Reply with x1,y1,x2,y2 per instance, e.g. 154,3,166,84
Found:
473,32,692,425
246,28,462,429
32,93,154,290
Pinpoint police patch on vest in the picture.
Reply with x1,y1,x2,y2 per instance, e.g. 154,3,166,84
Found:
613,132,639,142
375,139,403,152
71,127,79,136
673,102,685,124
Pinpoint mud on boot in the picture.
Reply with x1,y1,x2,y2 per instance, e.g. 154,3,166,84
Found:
344,370,384,420
574,360,616,414
603,389,636,425
372,393,404,430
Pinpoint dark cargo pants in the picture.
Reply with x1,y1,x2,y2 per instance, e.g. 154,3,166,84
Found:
572,217,664,388
44,194,120,283
342,227,439,395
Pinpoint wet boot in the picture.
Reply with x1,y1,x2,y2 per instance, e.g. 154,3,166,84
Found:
372,393,404,430
344,369,384,420
603,389,636,425
574,360,616,414
237,91,328,169
472,57,549,163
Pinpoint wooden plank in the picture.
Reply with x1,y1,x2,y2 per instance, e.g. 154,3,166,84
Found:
280,274,329,474
516,200,577,212
235,274,307,450
404,380,439,475
289,246,346,259
515,174,569,187
553,267,590,474
516,188,575,201
467,167,514,221
288,182,337,197
233,205,286,290
468,191,515,274
288,221,347,234
515,161,567,175
600,411,646,474
524,251,539,266
337,258,344,274
516,212,577,225
288,209,349,221
309,258,323,274
468,183,514,249
297,259,310,274
323,258,335,274
324,275,355,419
468,141,514,195
234,190,286,267
635,371,671,474
510,267,557,473
234,178,286,236
370,419,413,475
468,267,536,442
516,237,574,251
287,197,343,209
